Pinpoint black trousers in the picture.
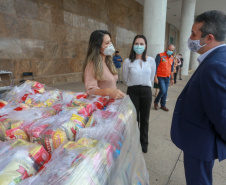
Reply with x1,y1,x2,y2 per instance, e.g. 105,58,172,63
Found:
127,85,152,148
174,66,179,83
174,72,178,83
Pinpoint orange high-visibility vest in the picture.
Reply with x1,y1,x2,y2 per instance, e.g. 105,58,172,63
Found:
156,51,174,77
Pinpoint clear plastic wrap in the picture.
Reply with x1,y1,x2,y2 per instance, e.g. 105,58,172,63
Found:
19,138,116,185
0,107,57,142
0,139,50,185
25,90,62,108
70,95,109,117
2,81,45,104
27,108,88,153
19,96,149,185
0,81,149,185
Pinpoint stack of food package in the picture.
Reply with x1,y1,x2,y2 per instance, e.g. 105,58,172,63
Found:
0,139,50,185
0,80,149,185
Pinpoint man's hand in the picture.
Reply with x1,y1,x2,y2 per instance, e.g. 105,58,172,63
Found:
154,76,158,84
170,79,174,86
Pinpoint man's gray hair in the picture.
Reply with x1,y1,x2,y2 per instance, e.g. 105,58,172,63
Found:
195,10,226,42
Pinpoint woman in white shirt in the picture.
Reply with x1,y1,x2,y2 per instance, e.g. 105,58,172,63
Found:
123,35,156,153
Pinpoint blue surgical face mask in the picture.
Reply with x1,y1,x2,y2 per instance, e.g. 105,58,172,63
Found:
166,50,173,56
133,45,145,55
187,37,207,52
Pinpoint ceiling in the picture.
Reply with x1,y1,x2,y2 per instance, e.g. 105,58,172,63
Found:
137,0,226,29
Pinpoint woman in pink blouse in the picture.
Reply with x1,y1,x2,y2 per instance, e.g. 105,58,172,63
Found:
83,30,125,99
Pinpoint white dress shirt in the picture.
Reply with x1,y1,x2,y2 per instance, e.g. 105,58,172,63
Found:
197,44,226,64
123,56,156,87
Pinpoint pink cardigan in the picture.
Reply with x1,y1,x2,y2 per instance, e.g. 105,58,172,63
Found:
84,62,118,95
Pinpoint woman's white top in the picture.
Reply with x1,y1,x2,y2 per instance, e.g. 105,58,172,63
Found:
123,56,156,87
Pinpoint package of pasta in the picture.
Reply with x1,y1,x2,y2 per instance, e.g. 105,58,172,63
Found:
25,90,62,108
0,103,30,122
18,138,117,185
28,115,69,153
70,95,109,117
0,107,57,142
0,117,22,141
61,91,87,108
2,81,45,104
77,110,125,153
0,139,50,185
28,116,59,153
59,108,88,141
28,107,89,153
61,113,86,141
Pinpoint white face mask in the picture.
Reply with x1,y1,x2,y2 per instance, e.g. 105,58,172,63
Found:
187,37,207,52
101,44,115,56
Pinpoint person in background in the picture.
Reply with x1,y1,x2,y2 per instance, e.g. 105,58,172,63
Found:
178,54,183,80
123,35,156,153
153,82,159,97
154,44,175,111
83,30,125,99
171,10,226,185
113,51,123,83
173,54,181,84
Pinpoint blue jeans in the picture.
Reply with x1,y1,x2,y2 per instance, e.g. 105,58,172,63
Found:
154,77,170,107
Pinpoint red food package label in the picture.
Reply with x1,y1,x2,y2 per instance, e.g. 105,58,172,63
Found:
31,124,49,138
33,82,44,89
20,94,29,103
76,93,87,99
93,102,104,110
0,102,6,109
97,97,108,106
31,146,50,167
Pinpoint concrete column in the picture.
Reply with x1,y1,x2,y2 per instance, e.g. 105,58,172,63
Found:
178,0,196,75
143,0,167,58
190,51,199,71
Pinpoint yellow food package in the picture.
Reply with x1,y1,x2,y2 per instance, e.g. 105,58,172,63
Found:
5,128,29,141
71,114,86,128
25,98,32,106
53,128,68,149
0,123,6,141
63,138,98,150
0,155,37,185
11,121,24,129
40,128,68,153
85,114,94,128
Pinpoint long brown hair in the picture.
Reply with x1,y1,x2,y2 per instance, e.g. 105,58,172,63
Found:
82,30,117,82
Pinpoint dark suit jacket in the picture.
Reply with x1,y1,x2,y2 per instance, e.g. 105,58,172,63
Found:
171,45,226,161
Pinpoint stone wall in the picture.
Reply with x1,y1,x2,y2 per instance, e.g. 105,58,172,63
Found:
0,0,143,86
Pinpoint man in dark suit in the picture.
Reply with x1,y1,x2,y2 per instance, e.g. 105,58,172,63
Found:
171,10,226,185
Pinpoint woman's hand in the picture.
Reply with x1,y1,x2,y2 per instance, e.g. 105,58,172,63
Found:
108,89,126,99
94,88,126,99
